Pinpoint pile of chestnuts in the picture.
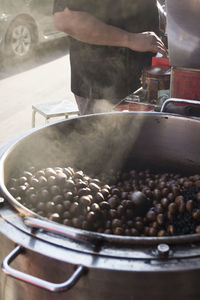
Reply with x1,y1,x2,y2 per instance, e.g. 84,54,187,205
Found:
8,166,200,237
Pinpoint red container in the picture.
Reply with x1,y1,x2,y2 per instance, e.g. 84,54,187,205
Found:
171,67,200,101
152,56,170,67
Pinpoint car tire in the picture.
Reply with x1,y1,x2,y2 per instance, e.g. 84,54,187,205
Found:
5,17,38,62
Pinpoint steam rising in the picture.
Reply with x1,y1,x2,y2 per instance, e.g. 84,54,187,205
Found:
4,113,145,183
3,113,200,202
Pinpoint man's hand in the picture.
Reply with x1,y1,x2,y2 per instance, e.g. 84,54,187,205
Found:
127,31,168,57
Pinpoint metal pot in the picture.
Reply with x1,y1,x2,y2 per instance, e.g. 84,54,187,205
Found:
0,111,200,300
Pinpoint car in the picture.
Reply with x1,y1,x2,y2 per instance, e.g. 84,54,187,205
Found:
0,0,67,62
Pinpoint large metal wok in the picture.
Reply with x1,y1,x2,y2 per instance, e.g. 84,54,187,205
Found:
0,111,200,300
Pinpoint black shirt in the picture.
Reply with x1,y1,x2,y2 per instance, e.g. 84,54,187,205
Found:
53,0,159,102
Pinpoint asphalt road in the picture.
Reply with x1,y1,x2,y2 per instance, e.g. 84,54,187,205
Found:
0,38,78,144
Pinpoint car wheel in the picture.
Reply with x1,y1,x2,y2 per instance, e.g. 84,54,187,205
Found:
5,18,37,61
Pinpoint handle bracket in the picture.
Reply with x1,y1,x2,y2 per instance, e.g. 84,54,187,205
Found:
1,245,87,292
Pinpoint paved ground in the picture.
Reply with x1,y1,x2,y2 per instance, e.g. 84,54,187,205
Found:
0,38,78,144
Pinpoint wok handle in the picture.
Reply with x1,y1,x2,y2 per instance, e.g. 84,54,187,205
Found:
1,245,86,293
161,98,200,117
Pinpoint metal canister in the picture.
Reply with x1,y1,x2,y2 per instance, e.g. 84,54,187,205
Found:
142,66,171,104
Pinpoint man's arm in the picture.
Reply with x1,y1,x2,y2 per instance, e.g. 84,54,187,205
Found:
54,7,168,56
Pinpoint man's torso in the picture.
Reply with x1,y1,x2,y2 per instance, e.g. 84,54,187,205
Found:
54,0,159,101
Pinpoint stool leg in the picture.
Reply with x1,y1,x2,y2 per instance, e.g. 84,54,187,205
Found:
45,117,50,125
32,110,36,128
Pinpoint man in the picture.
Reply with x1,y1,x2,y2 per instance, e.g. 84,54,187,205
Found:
53,0,167,114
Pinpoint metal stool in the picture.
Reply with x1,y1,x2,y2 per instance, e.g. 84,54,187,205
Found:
32,99,79,127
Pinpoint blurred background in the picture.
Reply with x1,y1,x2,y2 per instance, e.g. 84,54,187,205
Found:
0,0,166,143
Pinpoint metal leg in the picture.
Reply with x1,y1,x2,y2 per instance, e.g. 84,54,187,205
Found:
32,109,36,128
45,117,50,125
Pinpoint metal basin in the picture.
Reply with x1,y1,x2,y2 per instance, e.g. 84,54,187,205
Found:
0,112,200,300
